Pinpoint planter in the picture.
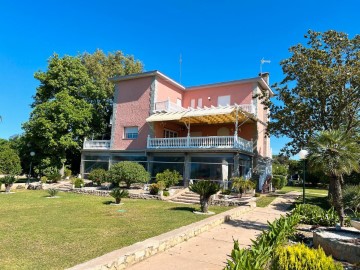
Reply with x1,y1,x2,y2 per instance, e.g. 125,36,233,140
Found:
350,219,360,230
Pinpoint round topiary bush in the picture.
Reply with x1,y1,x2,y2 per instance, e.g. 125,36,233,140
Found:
108,161,150,188
88,168,108,185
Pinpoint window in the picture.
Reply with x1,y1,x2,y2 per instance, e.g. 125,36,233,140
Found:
176,98,182,107
124,127,138,139
197,98,202,108
190,99,195,108
217,95,230,106
164,129,178,138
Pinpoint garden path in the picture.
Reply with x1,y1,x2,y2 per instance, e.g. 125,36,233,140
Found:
128,192,300,270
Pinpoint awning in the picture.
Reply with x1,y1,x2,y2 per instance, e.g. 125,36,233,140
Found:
146,105,256,124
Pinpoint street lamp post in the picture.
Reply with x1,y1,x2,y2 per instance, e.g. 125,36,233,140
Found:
299,149,309,204
27,151,35,185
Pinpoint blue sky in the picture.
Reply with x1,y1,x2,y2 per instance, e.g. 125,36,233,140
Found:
0,0,359,155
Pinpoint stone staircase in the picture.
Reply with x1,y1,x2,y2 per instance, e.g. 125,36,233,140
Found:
56,182,73,192
170,191,200,204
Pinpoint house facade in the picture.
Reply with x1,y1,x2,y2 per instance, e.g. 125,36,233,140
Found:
81,70,273,190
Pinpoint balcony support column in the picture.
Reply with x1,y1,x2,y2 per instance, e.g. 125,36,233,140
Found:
183,153,191,187
233,152,240,177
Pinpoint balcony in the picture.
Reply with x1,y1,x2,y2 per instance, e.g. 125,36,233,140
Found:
154,100,184,112
147,136,253,152
83,140,110,150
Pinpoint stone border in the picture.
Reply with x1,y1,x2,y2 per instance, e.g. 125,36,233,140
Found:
67,204,255,270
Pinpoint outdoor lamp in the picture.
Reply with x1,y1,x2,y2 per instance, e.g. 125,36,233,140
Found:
27,151,35,185
298,149,308,204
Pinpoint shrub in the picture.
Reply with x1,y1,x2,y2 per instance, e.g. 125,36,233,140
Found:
109,188,129,204
157,180,166,191
47,188,59,197
64,168,72,178
149,183,159,195
108,161,150,188
189,180,220,213
221,188,232,195
292,204,339,226
72,178,84,188
88,168,108,185
272,176,287,190
155,169,182,188
225,213,300,270
40,176,48,183
48,172,61,183
163,191,170,197
343,185,360,215
272,243,343,270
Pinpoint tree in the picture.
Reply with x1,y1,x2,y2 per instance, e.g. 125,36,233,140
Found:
0,145,21,176
259,30,360,155
108,161,150,188
307,130,360,226
24,50,143,172
88,168,108,185
189,180,220,213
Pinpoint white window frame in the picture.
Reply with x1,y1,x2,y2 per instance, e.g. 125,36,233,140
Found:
190,99,195,108
124,126,138,139
217,95,231,106
197,98,203,108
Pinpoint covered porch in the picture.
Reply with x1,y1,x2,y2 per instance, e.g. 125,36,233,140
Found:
146,104,256,153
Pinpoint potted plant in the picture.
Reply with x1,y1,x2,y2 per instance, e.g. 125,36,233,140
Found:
109,188,129,204
157,180,166,197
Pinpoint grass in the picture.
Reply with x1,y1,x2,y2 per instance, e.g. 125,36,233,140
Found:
279,186,328,196
256,194,278,207
0,190,230,270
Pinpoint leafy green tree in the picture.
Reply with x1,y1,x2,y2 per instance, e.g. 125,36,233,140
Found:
108,161,150,188
307,130,360,226
189,180,220,213
0,146,21,176
259,30,360,155
24,50,143,172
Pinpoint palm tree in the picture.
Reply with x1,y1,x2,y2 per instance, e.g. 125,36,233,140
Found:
307,130,360,226
109,188,129,204
189,180,220,213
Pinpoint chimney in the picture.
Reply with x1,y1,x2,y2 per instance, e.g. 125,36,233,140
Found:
259,72,270,85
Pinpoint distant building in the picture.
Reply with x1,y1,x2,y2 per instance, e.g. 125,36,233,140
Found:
81,70,273,190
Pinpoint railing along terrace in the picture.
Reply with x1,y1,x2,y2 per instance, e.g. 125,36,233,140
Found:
154,100,184,112
83,140,111,150
147,136,253,152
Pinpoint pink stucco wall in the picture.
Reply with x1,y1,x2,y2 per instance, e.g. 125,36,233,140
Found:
183,82,254,108
111,76,154,150
156,77,184,104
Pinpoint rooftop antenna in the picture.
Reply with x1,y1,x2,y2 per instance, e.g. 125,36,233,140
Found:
179,53,182,83
260,58,271,74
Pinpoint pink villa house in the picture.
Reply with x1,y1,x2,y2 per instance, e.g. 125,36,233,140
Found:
81,70,273,190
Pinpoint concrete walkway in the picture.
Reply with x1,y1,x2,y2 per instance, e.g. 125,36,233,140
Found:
128,192,300,270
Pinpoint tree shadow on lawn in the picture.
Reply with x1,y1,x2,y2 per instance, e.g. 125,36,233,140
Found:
169,206,196,212
226,219,269,231
102,200,115,205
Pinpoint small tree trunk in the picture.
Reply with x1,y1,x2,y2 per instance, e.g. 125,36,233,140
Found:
330,175,345,226
5,183,12,193
115,198,121,204
328,179,335,201
200,196,209,213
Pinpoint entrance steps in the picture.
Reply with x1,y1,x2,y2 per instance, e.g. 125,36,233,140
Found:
56,183,73,192
170,191,200,204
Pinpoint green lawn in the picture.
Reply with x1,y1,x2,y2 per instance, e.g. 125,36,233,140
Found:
0,190,230,270
256,194,278,207
279,186,328,196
